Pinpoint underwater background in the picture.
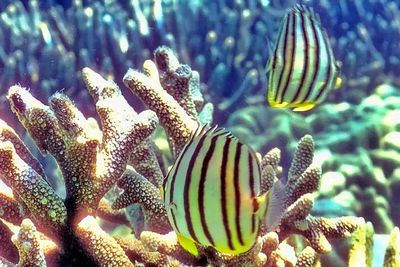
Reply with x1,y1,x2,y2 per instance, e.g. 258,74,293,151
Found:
0,0,399,266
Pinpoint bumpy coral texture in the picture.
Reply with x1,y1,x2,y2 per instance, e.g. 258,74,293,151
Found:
0,46,362,266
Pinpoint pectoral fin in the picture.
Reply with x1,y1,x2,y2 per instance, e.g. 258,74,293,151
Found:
253,191,270,219
265,180,286,231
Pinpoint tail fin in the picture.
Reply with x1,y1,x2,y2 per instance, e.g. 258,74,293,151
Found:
264,179,286,231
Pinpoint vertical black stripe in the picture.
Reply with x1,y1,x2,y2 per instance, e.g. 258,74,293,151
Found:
291,12,309,103
168,126,201,205
198,135,218,246
234,142,244,246
315,31,333,101
269,17,285,98
168,133,196,207
280,12,297,102
183,129,214,243
167,125,209,235
300,13,320,103
274,14,291,102
249,153,256,233
170,204,179,234
221,138,234,250
167,153,187,232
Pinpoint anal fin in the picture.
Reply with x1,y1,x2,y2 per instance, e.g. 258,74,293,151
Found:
177,234,199,256
292,103,316,112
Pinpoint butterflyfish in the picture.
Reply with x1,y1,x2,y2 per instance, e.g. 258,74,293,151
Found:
162,125,285,256
267,4,341,112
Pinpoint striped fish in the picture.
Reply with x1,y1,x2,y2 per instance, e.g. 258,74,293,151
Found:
162,125,284,256
267,4,341,112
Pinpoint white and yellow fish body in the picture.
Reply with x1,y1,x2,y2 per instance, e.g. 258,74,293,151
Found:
267,4,341,112
163,125,279,256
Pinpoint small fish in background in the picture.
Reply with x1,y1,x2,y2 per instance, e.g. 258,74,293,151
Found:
162,125,285,256
266,4,342,112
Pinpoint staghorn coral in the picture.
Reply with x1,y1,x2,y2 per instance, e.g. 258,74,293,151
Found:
259,135,362,254
0,47,362,266
384,227,400,267
11,218,46,267
1,63,159,265
226,84,400,232
346,221,400,267
1,0,399,129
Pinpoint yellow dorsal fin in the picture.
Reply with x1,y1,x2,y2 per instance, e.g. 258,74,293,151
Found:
177,234,199,256
292,103,316,112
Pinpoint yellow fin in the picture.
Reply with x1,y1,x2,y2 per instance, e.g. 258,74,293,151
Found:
177,234,199,256
335,76,342,89
269,101,290,109
254,191,270,218
292,103,316,112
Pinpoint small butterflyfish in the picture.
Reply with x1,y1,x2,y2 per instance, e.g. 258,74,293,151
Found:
266,4,341,112
162,125,285,256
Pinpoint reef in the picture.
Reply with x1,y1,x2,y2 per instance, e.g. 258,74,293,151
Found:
226,82,400,237
0,46,367,266
0,0,399,126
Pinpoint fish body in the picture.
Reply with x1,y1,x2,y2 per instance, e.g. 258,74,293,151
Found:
163,126,269,255
267,4,341,112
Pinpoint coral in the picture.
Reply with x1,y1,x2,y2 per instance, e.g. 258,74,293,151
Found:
112,167,170,234
384,227,400,267
75,216,133,267
0,0,398,128
260,135,362,254
11,219,46,267
348,221,374,267
0,46,362,266
346,221,400,267
0,219,18,263
227,84,400,232
1,63,160,265
123,54,199,154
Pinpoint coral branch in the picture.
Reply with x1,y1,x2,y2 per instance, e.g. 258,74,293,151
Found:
295,247,317,267
384,227,400,267
96,198,129,225
0,141,66,236
154,46,199,120
11,219,46,267
0,220,18,264
0,119,46,178
116,237,174,266
261,135,362,253
123,59,198,154
75,216,133,267
0,189,24,226
112,167,171,233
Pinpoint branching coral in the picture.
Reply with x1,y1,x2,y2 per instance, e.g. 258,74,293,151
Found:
0,46,362,266
347,221,399,267
259,135,362,254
